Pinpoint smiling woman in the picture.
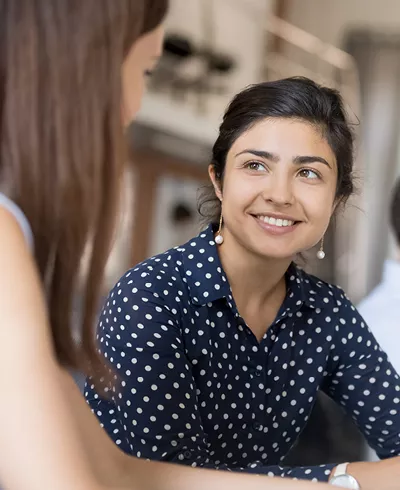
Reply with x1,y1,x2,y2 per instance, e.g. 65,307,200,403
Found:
209,118,338,259
86,77,400,489
205,77,353,263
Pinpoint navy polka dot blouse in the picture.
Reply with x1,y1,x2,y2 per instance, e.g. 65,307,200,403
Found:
85,225,400,482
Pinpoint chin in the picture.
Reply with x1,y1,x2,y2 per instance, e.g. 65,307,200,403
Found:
249,243,297,261
231,226,304,261
262,251,295,261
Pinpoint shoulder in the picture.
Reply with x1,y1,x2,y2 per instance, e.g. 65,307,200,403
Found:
299,268,360,320
0,206,38,301
0,204,50,347
103,226,221,318
0,194,34,251
298,268,349,304
0,205,32,259
98,247,189,345
103,244,192,324
109,227,215,299
113,246,186,295
299,273,381,365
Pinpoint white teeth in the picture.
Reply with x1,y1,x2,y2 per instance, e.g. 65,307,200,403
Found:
259,215,294,227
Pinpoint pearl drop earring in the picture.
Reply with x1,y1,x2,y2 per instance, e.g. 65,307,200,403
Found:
317,236,325,260
215,212,224,245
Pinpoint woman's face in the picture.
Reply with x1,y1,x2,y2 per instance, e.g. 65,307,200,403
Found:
121,24,164,126
210,118,338,260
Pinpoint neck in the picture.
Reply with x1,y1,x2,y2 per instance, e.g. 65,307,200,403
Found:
217,229,292,309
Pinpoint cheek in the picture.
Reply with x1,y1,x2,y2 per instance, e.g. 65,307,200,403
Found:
302,188,335,223
121,68,144,126
222,174,257,213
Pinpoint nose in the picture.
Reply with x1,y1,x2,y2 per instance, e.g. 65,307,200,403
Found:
262,171,294,206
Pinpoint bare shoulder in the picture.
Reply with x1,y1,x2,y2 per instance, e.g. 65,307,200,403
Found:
0,205,51,351
0,209,102,490
0,204,32,257
0,204,39,301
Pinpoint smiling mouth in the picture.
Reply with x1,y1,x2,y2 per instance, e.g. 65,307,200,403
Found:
253,214,300,228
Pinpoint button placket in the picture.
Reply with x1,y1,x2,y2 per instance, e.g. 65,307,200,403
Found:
248,347,266,438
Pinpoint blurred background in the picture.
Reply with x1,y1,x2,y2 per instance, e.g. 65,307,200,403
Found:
102,0,400,468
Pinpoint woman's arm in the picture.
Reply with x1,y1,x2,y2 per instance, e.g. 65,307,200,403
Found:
0,208,103,490
322,286,400,489
325,296,400,459
63,370,332,490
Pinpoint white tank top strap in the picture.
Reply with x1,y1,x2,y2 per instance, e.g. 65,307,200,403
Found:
0,192,34,251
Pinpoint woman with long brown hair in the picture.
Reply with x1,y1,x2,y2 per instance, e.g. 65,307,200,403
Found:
0,1,331,489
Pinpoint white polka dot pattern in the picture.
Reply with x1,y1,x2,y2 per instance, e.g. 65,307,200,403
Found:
85,225,400,482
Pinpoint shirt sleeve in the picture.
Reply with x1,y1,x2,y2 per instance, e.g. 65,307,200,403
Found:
322,287,400,459
84,274,337,482
0,193,34,251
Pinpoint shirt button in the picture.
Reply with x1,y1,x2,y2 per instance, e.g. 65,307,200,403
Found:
252,422,263,431
183,450,192,459
254,370,262,377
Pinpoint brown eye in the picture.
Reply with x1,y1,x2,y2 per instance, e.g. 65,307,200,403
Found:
298,168,319,180
245,162,266,172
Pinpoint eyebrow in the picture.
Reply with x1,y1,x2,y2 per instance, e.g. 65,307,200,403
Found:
235,149,332,169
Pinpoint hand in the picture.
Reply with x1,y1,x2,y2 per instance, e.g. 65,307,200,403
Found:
334,457,400,490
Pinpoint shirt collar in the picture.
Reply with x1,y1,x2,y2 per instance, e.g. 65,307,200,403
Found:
284,264,308,311
180,225,331,310
180,225,231,306
287,266,334,311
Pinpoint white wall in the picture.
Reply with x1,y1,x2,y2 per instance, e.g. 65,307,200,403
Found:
166,0,271,96
286,0,400,48
138,0,276,146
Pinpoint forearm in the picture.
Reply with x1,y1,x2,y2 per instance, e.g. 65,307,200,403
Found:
70,374,337,489
0,359,102,490
164,459,334,481
126,457,331,490
60,370,132,488
64,369,333,490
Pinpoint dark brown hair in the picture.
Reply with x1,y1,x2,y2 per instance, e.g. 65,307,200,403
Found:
0,0,168,378
390,178,400,246
199,77,355,225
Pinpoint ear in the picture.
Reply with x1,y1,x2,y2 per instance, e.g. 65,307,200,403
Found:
331,197,341,216
208,164,223,201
